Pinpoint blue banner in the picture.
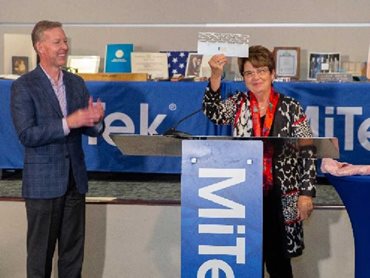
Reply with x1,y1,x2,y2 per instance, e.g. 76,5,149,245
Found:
181,140,263,277
1,80,370,173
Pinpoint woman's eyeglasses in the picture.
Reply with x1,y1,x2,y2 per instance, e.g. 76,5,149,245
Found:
243,67,270,78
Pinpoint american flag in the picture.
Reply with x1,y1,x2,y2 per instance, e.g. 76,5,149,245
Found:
161,51,195,77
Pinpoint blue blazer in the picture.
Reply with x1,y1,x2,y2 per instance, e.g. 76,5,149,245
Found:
10,65,104,199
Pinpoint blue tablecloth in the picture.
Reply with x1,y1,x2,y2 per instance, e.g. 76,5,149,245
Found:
326,174,370,278
1,80,370,173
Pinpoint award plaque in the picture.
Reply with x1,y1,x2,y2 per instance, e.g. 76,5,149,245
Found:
131,52,169,79
273,47,300,80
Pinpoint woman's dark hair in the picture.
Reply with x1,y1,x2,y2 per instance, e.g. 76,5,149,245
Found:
238,45,275,75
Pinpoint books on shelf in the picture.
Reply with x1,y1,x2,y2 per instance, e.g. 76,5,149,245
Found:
104,44,134,73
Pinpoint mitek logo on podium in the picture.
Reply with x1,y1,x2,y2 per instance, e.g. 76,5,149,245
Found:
181,140,263,277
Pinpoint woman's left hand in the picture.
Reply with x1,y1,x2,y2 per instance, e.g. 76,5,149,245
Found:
298,195,314,221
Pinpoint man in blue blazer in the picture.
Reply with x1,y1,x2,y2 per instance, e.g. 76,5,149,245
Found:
10,20,105,278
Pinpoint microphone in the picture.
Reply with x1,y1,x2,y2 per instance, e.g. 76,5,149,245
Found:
163,108,203,137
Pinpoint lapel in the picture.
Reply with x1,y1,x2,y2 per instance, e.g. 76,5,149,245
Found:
63,71,79,114
63,72,74,115
34,66,64,117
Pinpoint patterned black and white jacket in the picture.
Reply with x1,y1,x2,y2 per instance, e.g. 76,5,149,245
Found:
202,84,317,257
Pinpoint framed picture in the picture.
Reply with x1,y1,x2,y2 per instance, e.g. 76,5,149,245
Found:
67,55,100,73
185,54,203,77
273,47,300,80
131,52,169,79
4,34,37,75
12,56,29,75
307,52,340,80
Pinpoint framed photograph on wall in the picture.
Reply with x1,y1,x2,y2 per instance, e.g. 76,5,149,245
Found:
307,52,340,80
12,56,29,75
273,47,300,80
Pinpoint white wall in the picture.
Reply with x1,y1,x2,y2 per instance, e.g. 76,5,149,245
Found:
1,0,369,78
0,201,354,278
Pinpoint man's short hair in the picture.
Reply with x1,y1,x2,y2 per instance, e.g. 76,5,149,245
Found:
31,20,62,51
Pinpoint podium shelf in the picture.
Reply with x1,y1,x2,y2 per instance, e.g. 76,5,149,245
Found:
110,134,339,159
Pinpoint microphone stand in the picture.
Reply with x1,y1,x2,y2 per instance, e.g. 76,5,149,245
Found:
163,108,203,137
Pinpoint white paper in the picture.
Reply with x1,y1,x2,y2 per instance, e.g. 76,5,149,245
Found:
197,32,249,57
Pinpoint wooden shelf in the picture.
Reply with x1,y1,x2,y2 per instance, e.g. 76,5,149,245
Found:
77,73,148,81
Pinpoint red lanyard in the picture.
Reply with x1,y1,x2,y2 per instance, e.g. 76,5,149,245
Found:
249,89,279,137
249,89,279,193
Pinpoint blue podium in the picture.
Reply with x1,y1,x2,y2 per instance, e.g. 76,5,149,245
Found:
326,174,370,278
110,134,338,277
181,140,263,277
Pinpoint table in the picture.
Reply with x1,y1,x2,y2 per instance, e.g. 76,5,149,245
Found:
326,174,370,278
